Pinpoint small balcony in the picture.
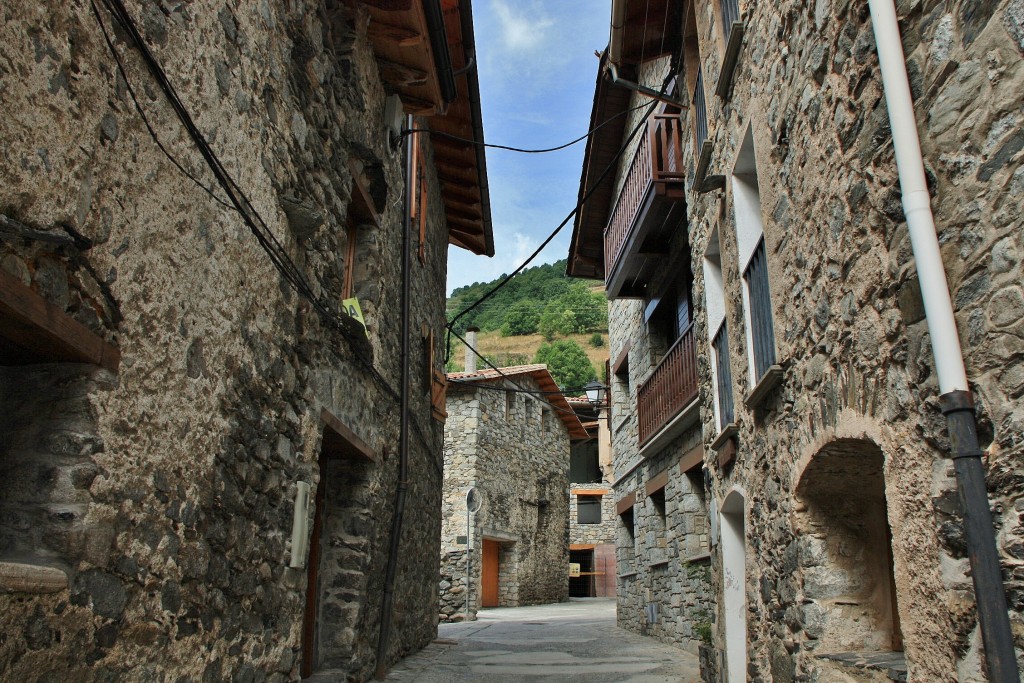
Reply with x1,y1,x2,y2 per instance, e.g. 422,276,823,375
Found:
638,322,699,449
603,114,687,299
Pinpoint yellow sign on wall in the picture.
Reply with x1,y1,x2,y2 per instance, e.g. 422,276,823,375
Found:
342,297,368,337
569,563,581,577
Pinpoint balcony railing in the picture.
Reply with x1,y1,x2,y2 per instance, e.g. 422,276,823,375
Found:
638,322,698,445
713,322,735,428
744,237,776,383
604,114,686,277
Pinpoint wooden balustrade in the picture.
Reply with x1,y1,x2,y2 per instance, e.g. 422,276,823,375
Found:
604,114,685,277
638,322,699,446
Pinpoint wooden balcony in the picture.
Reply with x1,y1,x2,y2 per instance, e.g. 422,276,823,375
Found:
638,322,699,447
603,114,687,298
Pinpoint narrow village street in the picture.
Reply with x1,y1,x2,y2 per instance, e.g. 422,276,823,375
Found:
382,600,701,682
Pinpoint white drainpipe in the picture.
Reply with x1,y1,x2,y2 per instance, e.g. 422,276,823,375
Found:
867,1,1019,680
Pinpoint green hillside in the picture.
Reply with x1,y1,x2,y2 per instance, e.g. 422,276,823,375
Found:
446,259,610,387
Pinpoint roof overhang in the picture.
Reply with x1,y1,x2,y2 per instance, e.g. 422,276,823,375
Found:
357,0,493,256
448,364,589,439
566,52,632,280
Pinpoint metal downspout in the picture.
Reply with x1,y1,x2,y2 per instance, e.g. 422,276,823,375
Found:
867,1,1019,679
374,113,415,680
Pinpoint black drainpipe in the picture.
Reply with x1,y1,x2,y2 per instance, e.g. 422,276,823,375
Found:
374,113,414,680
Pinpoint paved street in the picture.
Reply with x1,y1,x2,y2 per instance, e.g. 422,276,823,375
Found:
384,599,702,682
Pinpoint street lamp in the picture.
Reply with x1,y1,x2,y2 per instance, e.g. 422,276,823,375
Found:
584,381,607,407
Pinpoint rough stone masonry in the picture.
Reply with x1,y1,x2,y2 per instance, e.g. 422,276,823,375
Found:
0,1,456,680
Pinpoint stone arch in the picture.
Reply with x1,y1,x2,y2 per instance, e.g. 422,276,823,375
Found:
794,437,902,653
719,487,746,683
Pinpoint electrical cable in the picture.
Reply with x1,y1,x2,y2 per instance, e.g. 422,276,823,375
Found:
90,0,443,463
448,327,597,423
444,95,660,362
400,101,650,154
90,0,233,211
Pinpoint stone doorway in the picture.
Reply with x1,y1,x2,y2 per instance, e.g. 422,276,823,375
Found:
301,420,376,678
720,489,746,683
795,439,903,655
569,548,595,597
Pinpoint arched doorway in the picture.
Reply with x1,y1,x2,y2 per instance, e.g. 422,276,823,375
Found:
720,489,746,683
795,438,902,653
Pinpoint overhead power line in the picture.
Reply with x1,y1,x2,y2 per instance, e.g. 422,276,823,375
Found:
89,0,445,458
401,101,650,154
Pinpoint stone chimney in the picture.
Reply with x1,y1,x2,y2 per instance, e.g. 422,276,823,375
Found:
465,327,479,373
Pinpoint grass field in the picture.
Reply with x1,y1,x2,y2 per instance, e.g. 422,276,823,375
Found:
447,328,610,382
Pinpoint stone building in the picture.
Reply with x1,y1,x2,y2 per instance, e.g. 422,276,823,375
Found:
0,0,492,680
566,396,617,599
439,364,586,621
568,0,1024,680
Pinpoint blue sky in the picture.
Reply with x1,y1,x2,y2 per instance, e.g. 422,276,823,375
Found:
446,0,612,295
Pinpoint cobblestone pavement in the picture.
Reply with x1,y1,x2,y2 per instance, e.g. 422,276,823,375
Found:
383,598,702,682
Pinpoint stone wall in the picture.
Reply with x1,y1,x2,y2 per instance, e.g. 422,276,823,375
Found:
440,376,570,620
0,2,451,680
674,0,1024,680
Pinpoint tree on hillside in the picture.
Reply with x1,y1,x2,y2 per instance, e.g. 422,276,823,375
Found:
534,339,597,391
501,299,541,336
558,282,608,334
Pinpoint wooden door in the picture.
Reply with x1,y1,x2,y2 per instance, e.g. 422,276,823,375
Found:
300,455,327,678
481,539,499,607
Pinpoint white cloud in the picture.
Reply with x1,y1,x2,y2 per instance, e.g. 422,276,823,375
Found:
492,0,555,52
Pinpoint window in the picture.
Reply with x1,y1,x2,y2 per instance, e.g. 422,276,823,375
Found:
410,137,428,265
505,389,514,420
645,266,694,362
620,508,636,565
570,441,602,483
577,495,602,524
703,226,733,431
732,127,777,386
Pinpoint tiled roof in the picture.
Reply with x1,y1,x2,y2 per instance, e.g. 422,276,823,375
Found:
446,364,588,440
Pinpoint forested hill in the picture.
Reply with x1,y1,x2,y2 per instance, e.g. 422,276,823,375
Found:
446,259,607,338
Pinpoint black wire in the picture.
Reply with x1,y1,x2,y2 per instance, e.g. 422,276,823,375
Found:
444,97,660,362
90,0,234,211
447,328,593,423
91,0,442,464
401,101,650,154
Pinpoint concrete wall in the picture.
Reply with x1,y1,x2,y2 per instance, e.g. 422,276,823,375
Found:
677,0,1024,680
0,2,451,680
440,377,570,620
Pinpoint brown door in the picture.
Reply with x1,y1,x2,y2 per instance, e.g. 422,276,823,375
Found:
300,454,327,678
481,539,500,607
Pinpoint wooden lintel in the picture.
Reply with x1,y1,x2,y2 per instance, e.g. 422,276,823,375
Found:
645,469,669,496
377,58,428,87
615,491,637,515
320,407,378,462
679,444,704,473
367,20,423,47
0,268,119,372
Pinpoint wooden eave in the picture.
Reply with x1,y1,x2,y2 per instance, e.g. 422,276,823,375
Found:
357,0,493,257
620,0,681,64
567,54,633,279
426,0,492,256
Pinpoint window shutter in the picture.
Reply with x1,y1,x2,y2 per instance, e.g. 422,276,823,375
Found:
431,369,448,421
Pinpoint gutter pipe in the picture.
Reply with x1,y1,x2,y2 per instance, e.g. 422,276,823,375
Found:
373,113,415,680
868,1,1019,680
423,0,456,111
608,0,625,66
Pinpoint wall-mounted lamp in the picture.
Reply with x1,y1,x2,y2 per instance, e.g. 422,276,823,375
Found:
584,381,607,408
